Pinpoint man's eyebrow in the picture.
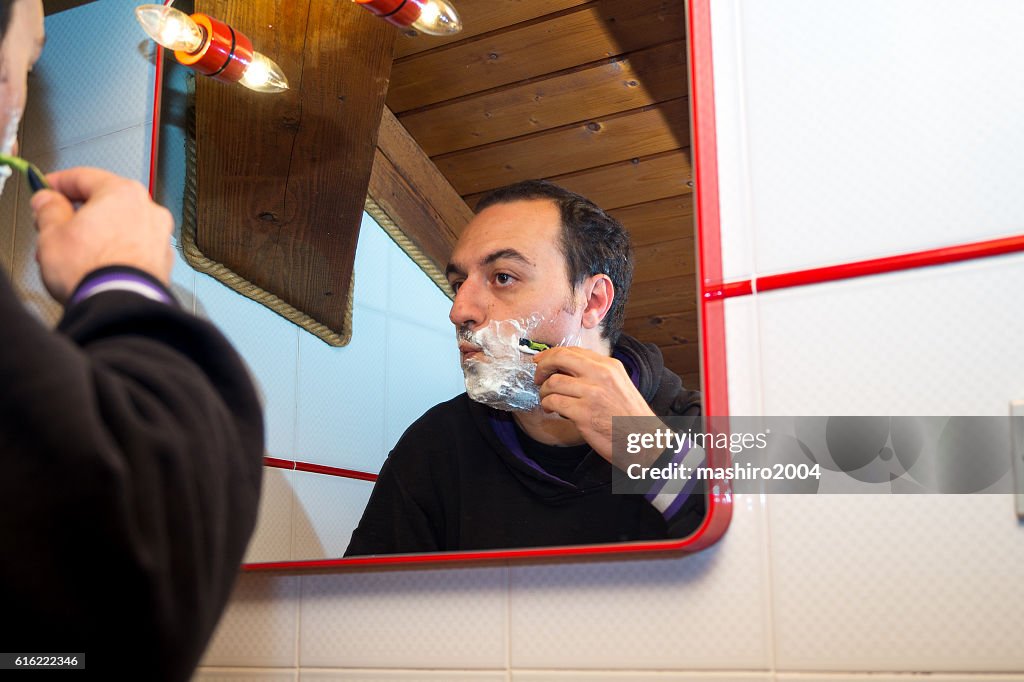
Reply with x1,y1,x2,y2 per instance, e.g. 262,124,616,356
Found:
445,249,534,281
483,248,534,268
444,262,465,280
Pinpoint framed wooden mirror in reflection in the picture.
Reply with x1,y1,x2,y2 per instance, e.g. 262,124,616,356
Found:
153,0,731,569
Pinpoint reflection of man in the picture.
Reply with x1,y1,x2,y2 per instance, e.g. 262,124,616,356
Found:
0,2,264,679
346,180,702,555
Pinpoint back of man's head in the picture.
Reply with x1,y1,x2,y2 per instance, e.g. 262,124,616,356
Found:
475,179,634,345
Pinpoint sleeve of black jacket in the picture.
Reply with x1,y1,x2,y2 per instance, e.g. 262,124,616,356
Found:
0,267,264,681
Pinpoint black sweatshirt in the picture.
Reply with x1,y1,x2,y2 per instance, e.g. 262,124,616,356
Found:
0,266,264,681
346,335,703,555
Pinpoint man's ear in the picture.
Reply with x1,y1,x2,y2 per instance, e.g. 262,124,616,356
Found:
580,274,614,330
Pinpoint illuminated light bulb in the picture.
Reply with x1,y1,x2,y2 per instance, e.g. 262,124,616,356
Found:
135,5,289,93
354,0,463,36
135,4,205,52
239,52,290,93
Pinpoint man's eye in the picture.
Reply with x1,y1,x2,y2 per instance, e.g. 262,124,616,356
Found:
450,280,463,293
494,273,514,286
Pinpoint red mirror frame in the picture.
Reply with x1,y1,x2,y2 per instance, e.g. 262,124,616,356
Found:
148,0,733,571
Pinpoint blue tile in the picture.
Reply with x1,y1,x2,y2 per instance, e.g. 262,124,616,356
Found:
195,273,299,459
26,0,155,154
385,318,464,450
296,305,387,473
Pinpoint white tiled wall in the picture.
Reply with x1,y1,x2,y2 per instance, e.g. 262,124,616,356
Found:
8,2,1023,681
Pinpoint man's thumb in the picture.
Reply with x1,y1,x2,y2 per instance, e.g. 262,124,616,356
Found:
30,189,75,232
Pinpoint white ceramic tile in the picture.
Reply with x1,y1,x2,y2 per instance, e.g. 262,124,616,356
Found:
201,573,300,668
724,297,761,416
25,0,154,154
195,272,299,459
351,213,393,313
509,493,770,670
193,670,296,682
243,468,295,565
299,567,508,669
290,471,374,561
386,234,455,336
730,0,1024,273
295,305,387,472
768,495,1024,671
384,318,464,451
301,671,506,682
710,0,756,283
755,251,1024,415
515,673,770,681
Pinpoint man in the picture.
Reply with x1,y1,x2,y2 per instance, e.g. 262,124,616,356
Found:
346,180,703,555
0,1,264,679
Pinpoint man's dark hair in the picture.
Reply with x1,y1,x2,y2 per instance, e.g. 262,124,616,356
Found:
0,2,13,41
475,179,634,345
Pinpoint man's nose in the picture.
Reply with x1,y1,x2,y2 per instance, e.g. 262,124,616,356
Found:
449,279,486,328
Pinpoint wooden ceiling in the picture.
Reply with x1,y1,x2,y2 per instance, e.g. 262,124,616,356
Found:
389,0,698,387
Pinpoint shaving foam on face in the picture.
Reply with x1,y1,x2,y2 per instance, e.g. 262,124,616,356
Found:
0,108,22,197
460,315,583,413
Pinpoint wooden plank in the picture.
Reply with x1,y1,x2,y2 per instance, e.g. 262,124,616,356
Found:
438,98,688,195
660,343,701,379
194,0,394,338
463,149,692,211
632,237,695,284
400,40,688,156
610,194,694,246
623,310,698,348
374,108,473,241
680,372,701,391
368,150,456,277
623,274,697,320
393,0,593,59
388,0,686,112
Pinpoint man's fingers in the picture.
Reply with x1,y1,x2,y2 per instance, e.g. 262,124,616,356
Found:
538,372,585,399
43,167,123,202
31,189,75,233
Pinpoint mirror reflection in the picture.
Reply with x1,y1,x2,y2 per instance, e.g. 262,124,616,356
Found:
148,0,705,563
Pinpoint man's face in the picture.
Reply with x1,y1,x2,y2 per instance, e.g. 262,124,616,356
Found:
0,0,45,157
446,199,583,368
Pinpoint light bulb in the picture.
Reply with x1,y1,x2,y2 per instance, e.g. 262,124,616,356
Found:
240,52,290,93
410,0,461,36
354,0,463,36
139,7,289,95
135,4,205,53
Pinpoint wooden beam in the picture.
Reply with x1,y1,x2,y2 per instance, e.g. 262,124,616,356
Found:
438,98,689,196
192,0,394,343
393,0,592,59
464,149,692,211
632,237,695,284
624,310,698,348
609,194,694,246
368,108,474,273
399,40,688,156
387,0,686,112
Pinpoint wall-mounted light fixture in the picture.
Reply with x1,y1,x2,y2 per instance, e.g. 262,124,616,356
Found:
135,4,289,93
353,0,462,36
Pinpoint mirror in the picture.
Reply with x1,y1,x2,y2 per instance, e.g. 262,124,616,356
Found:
150,0,732,568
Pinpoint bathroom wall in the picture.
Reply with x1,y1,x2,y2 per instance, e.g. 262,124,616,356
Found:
8,1,1024,680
